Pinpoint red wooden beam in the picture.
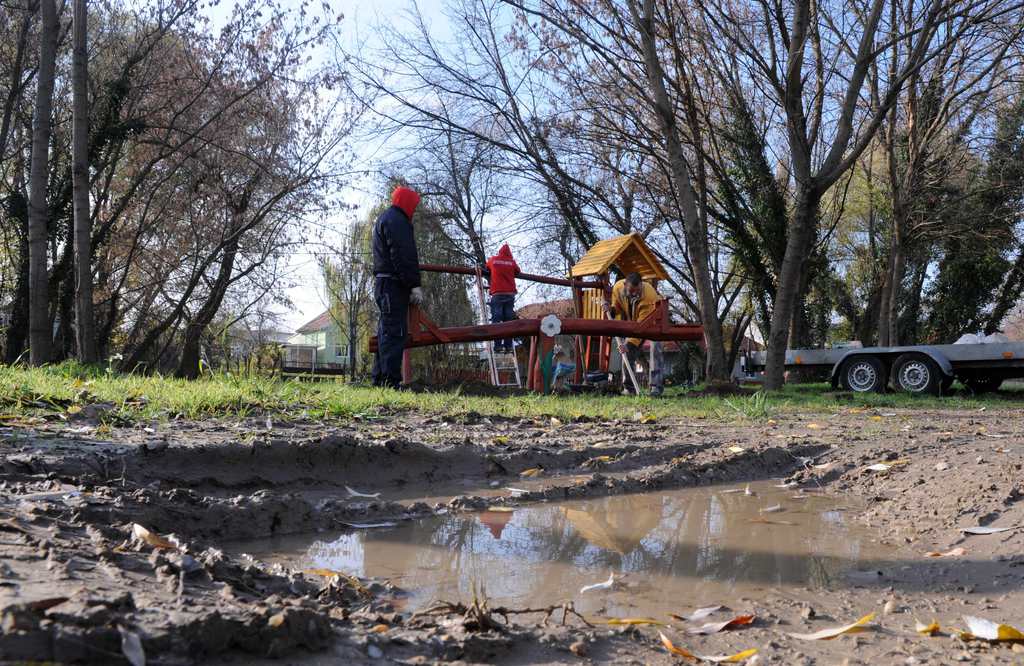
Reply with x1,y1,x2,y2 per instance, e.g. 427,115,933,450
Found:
418,263,602,289
369,315,703,351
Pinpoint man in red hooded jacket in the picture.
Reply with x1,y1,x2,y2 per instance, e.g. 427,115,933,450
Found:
370,186,422,388
485,244,520,352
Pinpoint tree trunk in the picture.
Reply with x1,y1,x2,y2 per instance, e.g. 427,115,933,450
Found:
175,236,240,379
880,224,905,346
985,242,1024,335
763,188,819,389
27,0,59,365
72,0,97,363
632,0,728,381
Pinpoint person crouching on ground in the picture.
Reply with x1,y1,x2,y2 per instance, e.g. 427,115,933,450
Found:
603,272,665,397
485,243,521,352
371,185,423,389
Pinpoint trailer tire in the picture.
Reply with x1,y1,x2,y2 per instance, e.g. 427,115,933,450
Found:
891,354,942,396
965,377,1002,394
840,356,886,393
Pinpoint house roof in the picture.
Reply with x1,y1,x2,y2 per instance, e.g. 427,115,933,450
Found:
296,310,333,333
569,233,669,280
516,298,577,320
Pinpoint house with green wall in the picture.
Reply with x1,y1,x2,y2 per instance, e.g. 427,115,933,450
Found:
284,310,353,372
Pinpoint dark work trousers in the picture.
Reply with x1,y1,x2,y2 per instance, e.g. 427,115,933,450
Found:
488,293,516,351
372,276,410,389
625,341,664,393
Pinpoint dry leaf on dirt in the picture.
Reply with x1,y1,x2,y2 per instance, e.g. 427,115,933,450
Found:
788,612,875,640
865,463,892,472
370,624,389,633
807,423,822,429
748,517,797,526
119,626,146,666
915,619,940,636
520,467,543,478
925,547,966,558
727,446,746,454
584,455,614,466
961,616,1024,641
345,485,380,499
961,525,1015,535
659,632,757,663
492,436,509,444
670,606,722,622
268,612,286,628
604,617,666,626
131,523,177,551
550,417,563,427
686,614,755,635
580,573,615,594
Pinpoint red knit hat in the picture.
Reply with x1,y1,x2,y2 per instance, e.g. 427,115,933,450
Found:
391,186,420,219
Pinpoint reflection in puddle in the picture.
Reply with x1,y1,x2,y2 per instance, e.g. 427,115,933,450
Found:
231,482,892,616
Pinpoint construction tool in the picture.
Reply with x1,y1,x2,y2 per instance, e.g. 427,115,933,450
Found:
602,302,642,396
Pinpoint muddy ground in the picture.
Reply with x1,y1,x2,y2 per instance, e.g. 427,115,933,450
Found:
1,397,1023,664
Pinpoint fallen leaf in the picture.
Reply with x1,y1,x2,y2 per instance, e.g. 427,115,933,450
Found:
67,405,82,415
670,606,722,622
748,517,797,526
605,617,666,626
659,632,757,663
961,526,1015,535
925,547,966,558
788,612,875,640
962,615,1024,641
807,423,822,429
487,506,515,513
728,446,746,454
915,619,940,636
584,455,614,466
701,649,759,663
766,419,777,425
131,523,177,551
268,612,286,628
812,462,833,470
642,415,658,424
345,485,380,499
686,615,755,635
119,626,146,666
520,467,543,478
370,623,389,633
550,417,563,427
870,415,883,422
659,631,698,659
864,463,891,472
493,436,509,444
580,573,615,594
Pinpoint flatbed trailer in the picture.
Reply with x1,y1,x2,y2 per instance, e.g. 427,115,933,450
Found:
736,342,1024,395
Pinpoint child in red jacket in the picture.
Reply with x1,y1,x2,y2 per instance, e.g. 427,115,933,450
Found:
486,244,520,352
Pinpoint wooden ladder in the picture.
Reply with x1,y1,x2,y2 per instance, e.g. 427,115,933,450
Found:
475,268,521,388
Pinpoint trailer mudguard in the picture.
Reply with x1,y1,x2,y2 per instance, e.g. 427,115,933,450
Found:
829,346,954,387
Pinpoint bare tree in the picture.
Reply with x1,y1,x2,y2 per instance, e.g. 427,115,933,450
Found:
27,0,59,365
72,0,96,362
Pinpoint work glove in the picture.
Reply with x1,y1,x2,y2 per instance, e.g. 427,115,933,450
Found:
410,287,424,305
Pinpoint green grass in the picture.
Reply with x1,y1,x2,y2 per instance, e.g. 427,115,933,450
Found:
0,363,1020,425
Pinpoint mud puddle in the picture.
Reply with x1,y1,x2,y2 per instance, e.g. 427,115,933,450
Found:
229,481,899,618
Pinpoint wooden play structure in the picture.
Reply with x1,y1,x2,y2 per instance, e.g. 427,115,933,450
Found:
368,233,704,393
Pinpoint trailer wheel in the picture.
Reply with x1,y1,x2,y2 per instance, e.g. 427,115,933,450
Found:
891,354,942,396
965,377,1003,394
840,356,886,393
